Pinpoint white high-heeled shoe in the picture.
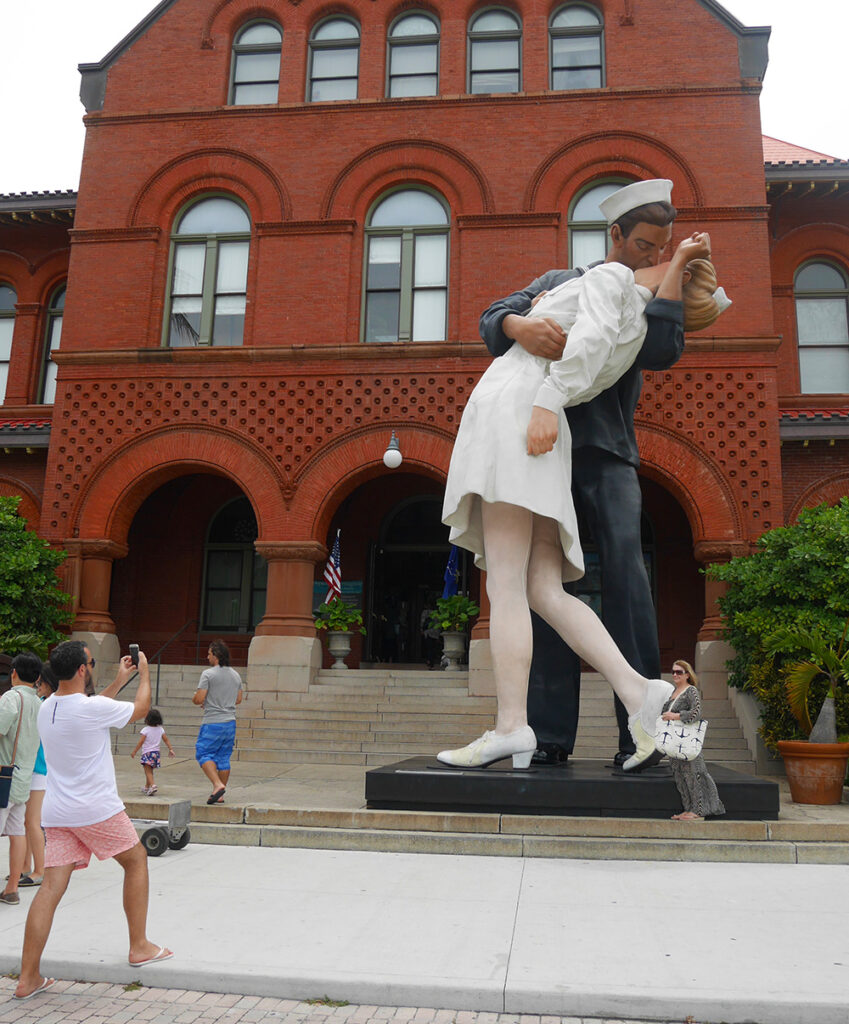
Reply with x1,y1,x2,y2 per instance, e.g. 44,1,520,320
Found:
437,725,536,769
622,678,674,773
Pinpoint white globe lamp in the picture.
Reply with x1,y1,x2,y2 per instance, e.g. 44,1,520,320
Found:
383,431,403,469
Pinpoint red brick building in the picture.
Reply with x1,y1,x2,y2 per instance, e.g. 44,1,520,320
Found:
1,0,847,702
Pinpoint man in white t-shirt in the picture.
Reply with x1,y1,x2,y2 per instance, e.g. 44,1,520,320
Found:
14,641,173,1002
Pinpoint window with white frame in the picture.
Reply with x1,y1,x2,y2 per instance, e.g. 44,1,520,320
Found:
364,189,449,343
165,197,251,348
40,285,64,405
388,12,439,97
795,261,849,393
0,284,15,404
229,21,282,105
468,9,521,95
550,4,604,90
309,18,360,101
568,180,629,267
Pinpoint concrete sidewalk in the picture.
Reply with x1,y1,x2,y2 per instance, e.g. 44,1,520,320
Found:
0,842,847,1024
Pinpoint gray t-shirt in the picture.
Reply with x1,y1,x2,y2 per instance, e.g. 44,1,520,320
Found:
197,665,242,724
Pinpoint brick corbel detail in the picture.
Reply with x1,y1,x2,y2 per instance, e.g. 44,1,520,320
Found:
254,540,328,637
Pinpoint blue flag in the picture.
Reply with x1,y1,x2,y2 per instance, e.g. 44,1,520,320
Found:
442,545,460,598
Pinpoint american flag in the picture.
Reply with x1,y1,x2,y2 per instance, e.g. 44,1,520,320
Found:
323,531,342,603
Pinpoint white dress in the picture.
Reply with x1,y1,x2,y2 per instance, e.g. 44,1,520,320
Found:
443,262,653,580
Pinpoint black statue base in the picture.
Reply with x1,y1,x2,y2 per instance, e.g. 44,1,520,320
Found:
365,757,779,820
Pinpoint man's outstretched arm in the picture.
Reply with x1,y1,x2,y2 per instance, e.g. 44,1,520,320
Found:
129,651,151,722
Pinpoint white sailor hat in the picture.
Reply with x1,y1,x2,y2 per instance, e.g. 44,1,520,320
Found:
598,178,674,225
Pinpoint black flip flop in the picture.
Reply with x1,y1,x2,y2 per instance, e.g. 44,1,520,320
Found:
206,788,226,805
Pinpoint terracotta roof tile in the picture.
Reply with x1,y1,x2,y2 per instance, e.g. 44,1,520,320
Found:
763,135,841,165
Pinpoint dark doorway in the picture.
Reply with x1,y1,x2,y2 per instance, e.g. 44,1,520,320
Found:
366,494,468,665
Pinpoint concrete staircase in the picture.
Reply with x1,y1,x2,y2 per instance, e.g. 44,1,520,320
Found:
114,667,756,771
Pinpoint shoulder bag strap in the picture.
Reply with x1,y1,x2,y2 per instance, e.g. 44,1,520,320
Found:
9,691,24,765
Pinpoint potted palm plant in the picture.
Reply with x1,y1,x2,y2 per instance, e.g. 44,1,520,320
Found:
764,618,849,804
428,595,480,671
314,597,367,669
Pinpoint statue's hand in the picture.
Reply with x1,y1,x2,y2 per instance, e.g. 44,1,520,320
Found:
505,314,566,361
675,231,711,261
527,406,559,455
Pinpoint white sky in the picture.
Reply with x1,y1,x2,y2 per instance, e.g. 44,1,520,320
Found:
1,0,847,194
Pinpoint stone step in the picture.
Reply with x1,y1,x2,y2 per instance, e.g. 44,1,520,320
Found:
307,684,471,698
234,748,367,765
131,666,753,770
245,711,494,729
313,675,467,689
235,736,366,752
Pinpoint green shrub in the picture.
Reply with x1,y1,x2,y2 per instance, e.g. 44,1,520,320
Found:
427,595,480,633
313,597,366,635
706,499,849,749
706,499,849,691
0,496,71,658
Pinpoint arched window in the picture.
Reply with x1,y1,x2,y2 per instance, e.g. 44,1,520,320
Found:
568,180,629,267
165,197,251,348
202,497,267,632
309,18,360,101
363,189,450,343
0,284,16,405
40,285,65,404
468,9,521,95
550,4,604,90
229,21,282,105
387,12,439,97
795,261,849,393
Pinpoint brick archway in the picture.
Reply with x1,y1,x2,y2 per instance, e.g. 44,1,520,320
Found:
288,424,455,540
788,474,849,522
72,426,289,547
525,131,703,214
0,480,41,531
636,423,743,546
130,147,290,228
321,139,493,219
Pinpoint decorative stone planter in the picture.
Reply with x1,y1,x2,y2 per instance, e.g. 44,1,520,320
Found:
777,740,849,804
326,630,352,669
441,630,466,672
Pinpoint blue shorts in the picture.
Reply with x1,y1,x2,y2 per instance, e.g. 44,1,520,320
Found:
195,720,237,769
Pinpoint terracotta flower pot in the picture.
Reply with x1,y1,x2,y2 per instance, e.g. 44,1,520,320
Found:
777,740,849,805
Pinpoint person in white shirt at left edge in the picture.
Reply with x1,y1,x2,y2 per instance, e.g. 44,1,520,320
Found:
14,641,173,1002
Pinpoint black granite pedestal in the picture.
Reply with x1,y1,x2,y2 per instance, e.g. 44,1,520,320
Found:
365,757,780,820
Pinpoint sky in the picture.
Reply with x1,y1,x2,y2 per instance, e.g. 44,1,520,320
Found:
1,0,847,195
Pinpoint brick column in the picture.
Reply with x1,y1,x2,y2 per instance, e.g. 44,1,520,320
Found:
66,538,128,666
248,540,327,693
693,540,748,698
694,540,748,642
5,302,41,404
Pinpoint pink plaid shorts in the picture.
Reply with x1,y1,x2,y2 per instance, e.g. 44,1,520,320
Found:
44,810,140,870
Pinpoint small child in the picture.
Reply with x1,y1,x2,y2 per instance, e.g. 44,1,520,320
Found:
130,708,175,795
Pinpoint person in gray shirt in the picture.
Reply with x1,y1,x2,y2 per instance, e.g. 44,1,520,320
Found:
192,640,243,804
